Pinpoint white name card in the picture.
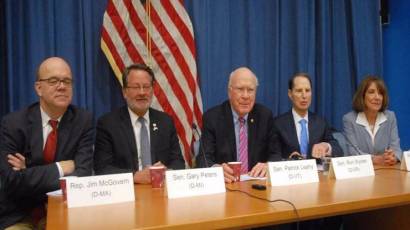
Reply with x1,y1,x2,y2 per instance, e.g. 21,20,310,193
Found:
165,167,225,199
267,160,319,186
328,155,374,180
66,173,135,208
400,151,410,171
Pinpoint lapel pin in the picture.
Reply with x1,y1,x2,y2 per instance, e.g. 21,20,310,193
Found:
250,118,254,123
152,123,158,131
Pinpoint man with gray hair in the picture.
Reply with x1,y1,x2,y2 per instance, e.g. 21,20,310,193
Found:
196,67,279,183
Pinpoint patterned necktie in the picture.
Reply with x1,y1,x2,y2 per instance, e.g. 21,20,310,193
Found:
138,117,151,168
299,119,308,158
238,117,248,174
44,120,58,164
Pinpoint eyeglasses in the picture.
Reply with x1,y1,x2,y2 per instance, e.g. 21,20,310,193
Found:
126,85,152,92
38,77,73,87
230,86,256,96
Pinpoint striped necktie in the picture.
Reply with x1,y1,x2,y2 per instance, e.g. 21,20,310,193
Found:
238,117,248,173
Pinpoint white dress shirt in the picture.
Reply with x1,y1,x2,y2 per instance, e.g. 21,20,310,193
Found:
292,108,309,145
291,108,332,155
356,112,387,145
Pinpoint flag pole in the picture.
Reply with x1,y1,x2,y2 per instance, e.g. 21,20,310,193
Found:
145,0,153,68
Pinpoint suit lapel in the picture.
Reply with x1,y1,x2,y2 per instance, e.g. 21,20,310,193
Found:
357,123,375,154
223,102,237,161
247,109,256,168
287,111,300,152
308,112,325,158
55,107,74,161
119,107,139,170
149,108,158,164
307,112,316,158
28,104,44,165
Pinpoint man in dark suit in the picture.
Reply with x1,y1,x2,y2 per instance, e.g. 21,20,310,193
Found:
94,63,184,184
272,73,344,230
0,57,94,229
196,67,278,183
273,73,342,160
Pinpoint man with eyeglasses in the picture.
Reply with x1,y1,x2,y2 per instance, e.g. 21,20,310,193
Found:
0,57,93,229
196,67,279,183
94,63,184,184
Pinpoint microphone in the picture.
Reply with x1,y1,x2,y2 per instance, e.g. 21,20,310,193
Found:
290,154,304,160
192,123,209,168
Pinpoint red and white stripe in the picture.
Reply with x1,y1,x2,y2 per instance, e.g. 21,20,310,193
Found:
101,0,203,167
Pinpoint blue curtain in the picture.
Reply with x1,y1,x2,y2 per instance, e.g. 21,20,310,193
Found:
185,0,382,129
0,0,382,133
0,0,124,121
383,0,410,150
0,0,9,117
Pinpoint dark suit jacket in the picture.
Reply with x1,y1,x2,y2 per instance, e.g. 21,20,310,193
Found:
272,110,343,159
0,103,94,229
196,101,279,170
94,106,184,175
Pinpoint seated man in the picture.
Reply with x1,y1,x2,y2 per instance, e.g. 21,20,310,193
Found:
196,67,279,183
273,72,344,230
94,63,185,184
0,57,94,229
273,73,343,160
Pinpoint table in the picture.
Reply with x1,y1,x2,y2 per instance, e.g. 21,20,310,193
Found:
46,166,410,229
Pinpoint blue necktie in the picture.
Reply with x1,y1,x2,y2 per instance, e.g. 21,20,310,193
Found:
299,119,308,158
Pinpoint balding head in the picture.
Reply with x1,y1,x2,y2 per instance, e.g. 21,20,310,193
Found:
37,57,72,80
227,67,258,117
35,57,73,119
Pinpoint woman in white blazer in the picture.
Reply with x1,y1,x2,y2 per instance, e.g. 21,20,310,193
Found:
343,76,402,165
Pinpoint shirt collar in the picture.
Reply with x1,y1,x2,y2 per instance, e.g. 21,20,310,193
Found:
128,107,150,125
356,112,387,127
40,107,62,128
292,108,309,123
231,108,249,123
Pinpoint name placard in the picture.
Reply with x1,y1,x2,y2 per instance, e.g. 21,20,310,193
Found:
165,167,225,199
267,160,319,186
66,173,135,208
400,151,410,171
328,155,374,179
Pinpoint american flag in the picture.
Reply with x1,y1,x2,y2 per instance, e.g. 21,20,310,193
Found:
101,0,203,167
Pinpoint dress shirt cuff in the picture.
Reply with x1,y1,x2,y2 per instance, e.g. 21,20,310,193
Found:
56,162,64,177
326,143,332,156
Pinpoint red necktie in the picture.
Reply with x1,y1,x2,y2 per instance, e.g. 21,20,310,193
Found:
44,120,58,164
